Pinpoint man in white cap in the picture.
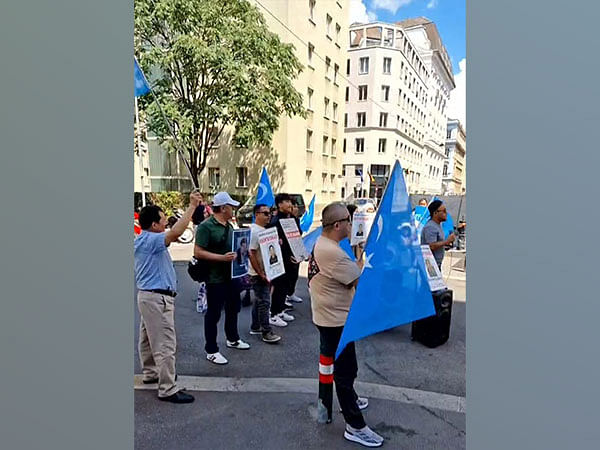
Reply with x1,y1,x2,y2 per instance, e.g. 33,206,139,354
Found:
194,192,251,365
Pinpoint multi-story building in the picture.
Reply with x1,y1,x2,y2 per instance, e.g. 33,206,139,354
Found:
138,1,349,211
398,17,455,195
342,19,450,199
443,118,466,194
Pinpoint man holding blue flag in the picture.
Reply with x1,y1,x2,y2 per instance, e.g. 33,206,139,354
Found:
308,202,383,447
421,200,456,269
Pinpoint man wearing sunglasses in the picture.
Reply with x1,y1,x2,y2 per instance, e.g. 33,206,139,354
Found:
247,204,281,344
308,202,383,447
421,199,456,270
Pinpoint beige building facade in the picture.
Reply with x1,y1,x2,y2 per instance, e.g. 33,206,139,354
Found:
196,0,349,210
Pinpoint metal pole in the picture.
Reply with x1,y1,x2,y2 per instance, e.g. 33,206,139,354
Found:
134,96,146,207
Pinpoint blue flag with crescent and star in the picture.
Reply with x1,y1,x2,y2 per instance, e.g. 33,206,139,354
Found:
300,195,315,233
134,59,151,97
256,167,275,207
335,160,436,359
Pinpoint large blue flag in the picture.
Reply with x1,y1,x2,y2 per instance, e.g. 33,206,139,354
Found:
134,59,151,97
256,167,275,207
335,160,436,359
300,195,315,233
303,226,355,261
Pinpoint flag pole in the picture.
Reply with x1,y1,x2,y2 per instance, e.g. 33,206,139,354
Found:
134,96,146,207
135,56,198,190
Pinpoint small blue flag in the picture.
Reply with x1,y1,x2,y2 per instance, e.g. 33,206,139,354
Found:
335,160,435,359
300,195,315,233
256,167,275,207
302,226,355,261
134,59,151,97
441,210,454,239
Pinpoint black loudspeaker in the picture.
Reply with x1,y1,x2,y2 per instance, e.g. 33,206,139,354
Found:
411,289,453,348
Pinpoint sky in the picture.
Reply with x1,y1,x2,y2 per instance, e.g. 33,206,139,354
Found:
349,0,465,128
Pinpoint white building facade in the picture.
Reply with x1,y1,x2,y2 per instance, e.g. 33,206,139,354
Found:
342,18,455,199
443,118,466,194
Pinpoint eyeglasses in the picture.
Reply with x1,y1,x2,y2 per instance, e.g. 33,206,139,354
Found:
323,216,351,227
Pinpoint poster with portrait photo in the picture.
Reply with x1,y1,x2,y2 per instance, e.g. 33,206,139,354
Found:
351,211,375,246
279,218,309,261
257,227,285,281
232,228,251,279
420,245,447,292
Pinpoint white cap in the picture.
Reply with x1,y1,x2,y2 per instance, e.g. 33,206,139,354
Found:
212,192,240,207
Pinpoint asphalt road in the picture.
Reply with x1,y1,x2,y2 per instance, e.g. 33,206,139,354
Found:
134,258,466,449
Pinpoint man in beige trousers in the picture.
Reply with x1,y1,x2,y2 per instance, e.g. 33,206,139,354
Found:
134,191,202,403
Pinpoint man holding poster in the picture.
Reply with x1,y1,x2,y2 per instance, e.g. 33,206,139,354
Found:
350,211,375,246
248,204,282,343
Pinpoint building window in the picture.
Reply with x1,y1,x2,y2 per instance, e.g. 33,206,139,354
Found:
336,23,341,44
325,57,331,79
306,169,312,186
344,113,348,127
346,58,350,75
355,138,365,153
381,85,390,101
383,57,391,74
308,43,314,66
359,57,369,74
354,164,363,176
357,112,366,127
331,138,336,155
209,167,220,187
324,97,330,118
330,174,336,191
342,165,347,176
378,139,386,154
236,167,248,188
332,102,338,121
333,63,339,84
343,138,346,153
322,172,328,191
358,85,368,101
379,112,388,127
306,129,313,150
307,87,313,109
345,86,349,102
326,14,332,38
447,130,452,139
371,164,389,176
443,164,448,176
309,0,315,21
384,28,394,46
322,136,328,154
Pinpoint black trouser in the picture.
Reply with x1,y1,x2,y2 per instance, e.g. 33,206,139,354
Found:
270,264,291,316
286,262,300,296
317,325,366,429
204,281,241,354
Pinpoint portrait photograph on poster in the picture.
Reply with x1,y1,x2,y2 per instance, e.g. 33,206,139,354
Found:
232,228,250,279
258,227,285,281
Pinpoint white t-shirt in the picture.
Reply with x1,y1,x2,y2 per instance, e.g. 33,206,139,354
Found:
248,223,264,277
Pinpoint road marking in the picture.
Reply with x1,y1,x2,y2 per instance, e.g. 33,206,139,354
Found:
134,375,465,414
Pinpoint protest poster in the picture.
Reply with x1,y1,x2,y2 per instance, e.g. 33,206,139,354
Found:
232,228,251,279
420,245,447,292
279,218,309,261
257,227,285,281
350,211,375,246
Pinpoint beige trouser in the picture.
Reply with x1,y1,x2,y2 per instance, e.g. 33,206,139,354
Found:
137,290,178,397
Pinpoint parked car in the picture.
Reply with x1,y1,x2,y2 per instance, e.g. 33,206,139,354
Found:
353,197,377,213
236,193,306,227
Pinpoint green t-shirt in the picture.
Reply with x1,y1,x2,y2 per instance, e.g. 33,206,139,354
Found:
195,216,233,284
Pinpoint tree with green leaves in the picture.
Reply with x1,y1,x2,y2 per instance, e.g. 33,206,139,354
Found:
135,0,306,187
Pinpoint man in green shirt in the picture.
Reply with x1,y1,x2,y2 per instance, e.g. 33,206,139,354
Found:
195,192,251,365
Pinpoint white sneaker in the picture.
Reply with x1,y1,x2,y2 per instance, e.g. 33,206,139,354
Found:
269,315,288,327
226,339,250,350
344,425,384,447
279,311,295,322
288,294,303,303
340,397,369,413
284,298,294,308
206,352,228,365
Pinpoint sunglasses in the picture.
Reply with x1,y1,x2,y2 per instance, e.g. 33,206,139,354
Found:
323,216,351,227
